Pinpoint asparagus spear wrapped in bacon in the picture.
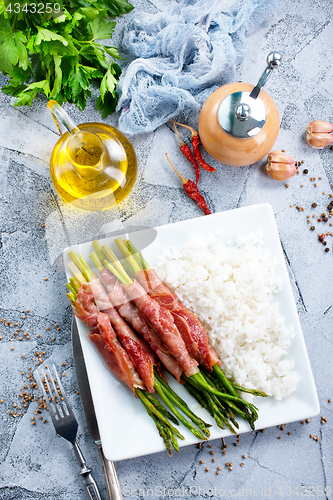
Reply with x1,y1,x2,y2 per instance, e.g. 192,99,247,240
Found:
117,239,267,399
113,238,220,371
70,275,155,393
96,239,265,430
90,249,183,383
68,279,187,457
91,312,147,394
67,253,211,443
122,278,199,377
134,267,220,371
90,274,158,394
89,242,199,379
69,263,158,394
69,278,145,393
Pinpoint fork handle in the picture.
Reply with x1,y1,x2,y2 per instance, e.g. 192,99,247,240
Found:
81,470,102,500
73,441,102,500
97,443,123,500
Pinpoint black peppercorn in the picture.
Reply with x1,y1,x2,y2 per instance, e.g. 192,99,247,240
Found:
303,169,308,174
310,226,315,231
325,248,329,252
312,203,317,208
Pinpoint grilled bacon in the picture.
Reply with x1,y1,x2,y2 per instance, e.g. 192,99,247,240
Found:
123,280,199,378
99,267,183,382
136,269,221,371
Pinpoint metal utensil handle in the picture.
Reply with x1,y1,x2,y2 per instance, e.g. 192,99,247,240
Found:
97,445,124,500
249,51,282,99
82,471,103,500
73,441,102,500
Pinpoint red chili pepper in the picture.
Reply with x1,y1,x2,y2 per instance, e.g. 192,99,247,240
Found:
165,154,211,215
182,179,211,215
174,122,216,173
172,120,201,184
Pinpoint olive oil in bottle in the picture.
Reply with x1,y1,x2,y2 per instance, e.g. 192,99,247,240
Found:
48,101,137,211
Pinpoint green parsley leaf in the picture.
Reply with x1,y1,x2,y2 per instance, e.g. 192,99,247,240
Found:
103,0,134,17
81,65,104,78
13,79,50,106
100,61,118,101
2,83,28,97
79,43,108,70
35,27,69,47
0,31,29,73
0,0,134,117
50,54,62,97
53,10,70,24
0,15,11,45
78,7,100,21
68,65,90,98
89,17,116,40
96,90,118,118
103,45,123,60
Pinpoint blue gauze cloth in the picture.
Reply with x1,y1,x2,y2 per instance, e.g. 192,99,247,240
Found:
116,0,279,136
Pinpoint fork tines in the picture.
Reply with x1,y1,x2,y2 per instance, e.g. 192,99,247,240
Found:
34,363,72,425
33,363,102,499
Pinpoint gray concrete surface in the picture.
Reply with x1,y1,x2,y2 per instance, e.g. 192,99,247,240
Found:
0,0,333,499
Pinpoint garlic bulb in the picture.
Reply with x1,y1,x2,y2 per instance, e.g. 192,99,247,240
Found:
265,151,297,181
306,120,333,148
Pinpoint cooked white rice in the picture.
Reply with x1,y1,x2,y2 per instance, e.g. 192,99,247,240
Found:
156,232,299,401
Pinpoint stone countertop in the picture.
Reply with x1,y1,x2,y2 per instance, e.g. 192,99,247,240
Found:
0,0,332,499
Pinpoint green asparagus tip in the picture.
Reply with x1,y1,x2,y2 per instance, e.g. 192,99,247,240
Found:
113,238,142,275
136,389,185,440
103,259,132,284
66,282,77,296
79,255,94,282
70,276,81,293
127,239,151,270
67,292,76,305
67,261,87,284
233,384,267,398
92,240,107,263
68,251,93,282
90,251,104,271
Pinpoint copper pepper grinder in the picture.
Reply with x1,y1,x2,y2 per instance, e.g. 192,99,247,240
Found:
198,52,282,167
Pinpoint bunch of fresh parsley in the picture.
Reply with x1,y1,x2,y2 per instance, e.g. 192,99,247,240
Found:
0,0,133,117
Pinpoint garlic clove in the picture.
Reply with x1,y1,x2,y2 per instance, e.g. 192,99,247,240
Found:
307,120,333,134
265,161,297,181
306,131,333,149
267,151,295,164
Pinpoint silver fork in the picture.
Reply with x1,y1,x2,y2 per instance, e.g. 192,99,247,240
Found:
34,362,102,500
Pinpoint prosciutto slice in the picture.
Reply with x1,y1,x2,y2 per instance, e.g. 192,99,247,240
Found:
73,283,99,333
99,267,183,382
73,279,156,393
123,280,199,377
136,269,221,371
89,276,157,393
89,312,145,394
72,292,145,394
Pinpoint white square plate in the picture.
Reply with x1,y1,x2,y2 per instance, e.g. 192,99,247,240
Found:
64,203,319,461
